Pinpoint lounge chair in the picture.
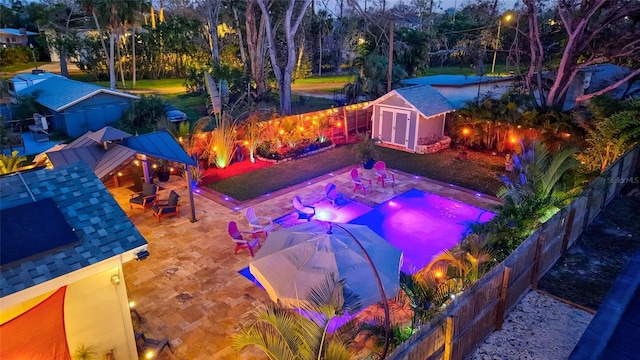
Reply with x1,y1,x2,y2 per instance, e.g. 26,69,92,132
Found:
350,168,372,195
129,182,158,212
325,183,348,208
293,196,315,221
228,221,261,257
245,207,274,237
151,190,180,222
374,160,395,187
135,332,171,359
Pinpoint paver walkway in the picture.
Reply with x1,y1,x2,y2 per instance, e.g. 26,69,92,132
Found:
112,167,500,360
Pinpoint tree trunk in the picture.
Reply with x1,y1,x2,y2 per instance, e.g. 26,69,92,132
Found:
132,25,136,87
109,32,116,90
233,6,247,72
208,0,221,66
59,50,69,78
318,35,322,76
296,36,305,79
117,34,126,88
246,0,267,99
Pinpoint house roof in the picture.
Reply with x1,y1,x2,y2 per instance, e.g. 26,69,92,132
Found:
87,126,132,143
16,77,139,112
45,128,195,180
8,72,60,83
0,162,147,298
0,28,38,36
365,85,455,118
402,74,516,87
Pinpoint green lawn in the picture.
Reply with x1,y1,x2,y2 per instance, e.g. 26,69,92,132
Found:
207,144,504,201
0,62,48,76
294,75,355,84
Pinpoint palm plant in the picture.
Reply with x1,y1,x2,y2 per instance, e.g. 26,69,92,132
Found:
206,113,237,169
0,151,27,175
241,113,263,163
232,275,360,360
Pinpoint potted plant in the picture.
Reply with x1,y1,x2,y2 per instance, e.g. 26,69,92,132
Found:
354,131,380,169
73,344,96,360
183,165,203,187
154,159,171,182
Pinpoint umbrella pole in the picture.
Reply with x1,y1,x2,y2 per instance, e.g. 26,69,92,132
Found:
331,224,391,359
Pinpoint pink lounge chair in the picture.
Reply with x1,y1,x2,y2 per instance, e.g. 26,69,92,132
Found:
228,221,261,257
350,168,372,195
374,161,395,187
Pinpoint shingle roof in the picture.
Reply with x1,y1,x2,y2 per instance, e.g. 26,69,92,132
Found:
394,85,455,117
0,163,147,298
402,74,516,86
16,77,138,111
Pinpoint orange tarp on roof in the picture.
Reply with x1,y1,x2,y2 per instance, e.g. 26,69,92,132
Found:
0,287,71,360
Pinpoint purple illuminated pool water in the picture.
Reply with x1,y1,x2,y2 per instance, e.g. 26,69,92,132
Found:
349,189,495,273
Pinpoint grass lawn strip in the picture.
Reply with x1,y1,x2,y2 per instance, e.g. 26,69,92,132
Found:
207,144,504,202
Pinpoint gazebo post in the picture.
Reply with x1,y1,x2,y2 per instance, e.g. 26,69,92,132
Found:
185,164,197,223
140,155,151,183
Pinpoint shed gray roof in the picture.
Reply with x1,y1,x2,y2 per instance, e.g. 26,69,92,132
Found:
366,85,455,118
0,162,147,298
16,76,138,111
402,74,516,87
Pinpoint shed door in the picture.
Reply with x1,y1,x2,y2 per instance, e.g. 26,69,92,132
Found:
378,107,411,147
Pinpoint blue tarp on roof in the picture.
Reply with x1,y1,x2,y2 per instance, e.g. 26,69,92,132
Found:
402,74,515,86
122,130,196,166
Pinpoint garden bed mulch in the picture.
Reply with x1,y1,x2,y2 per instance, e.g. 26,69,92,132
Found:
200,159,273,185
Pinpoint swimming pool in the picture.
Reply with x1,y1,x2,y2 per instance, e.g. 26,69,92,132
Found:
349,188,495,273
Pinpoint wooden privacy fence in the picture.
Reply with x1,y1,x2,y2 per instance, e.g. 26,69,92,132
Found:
258,103,372,143
388,145,640,360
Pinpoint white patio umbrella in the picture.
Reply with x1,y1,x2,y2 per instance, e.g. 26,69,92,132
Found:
249,220,403,309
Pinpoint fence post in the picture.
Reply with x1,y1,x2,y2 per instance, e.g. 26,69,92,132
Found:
444,315,455,360
561,208,577,253
495,266,511,330
615,155,625,195
531,234,545,290
582,186,595,232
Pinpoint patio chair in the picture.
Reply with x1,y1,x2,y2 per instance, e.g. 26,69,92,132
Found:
374,161,395,187
228,221,261,257
350,168,372,195
245,207,275,237
135,332,171,359
293,196,315,221
151,190,180,222
325,183,348,208
129,182,159,212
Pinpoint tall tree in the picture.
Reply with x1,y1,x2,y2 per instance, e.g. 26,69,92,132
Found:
245,0,268,100
314,9,333,76
523,0,640,109
256,0,313,115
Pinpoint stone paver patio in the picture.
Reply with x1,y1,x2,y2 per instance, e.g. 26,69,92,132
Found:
111,166,500,360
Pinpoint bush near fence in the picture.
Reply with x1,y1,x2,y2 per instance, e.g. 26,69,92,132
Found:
388,145,640,360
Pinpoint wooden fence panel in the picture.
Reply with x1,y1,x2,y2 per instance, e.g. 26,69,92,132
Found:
568,196,588,246
388,146,639,360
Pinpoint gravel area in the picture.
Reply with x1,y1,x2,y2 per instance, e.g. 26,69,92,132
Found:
468,290,593,360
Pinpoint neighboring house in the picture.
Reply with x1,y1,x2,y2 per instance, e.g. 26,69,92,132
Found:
0,162,148,359
402,75,517,109
0,28,38,47
364,85,455,152
6,72,61,101
561,63,640,110
17,77,139,137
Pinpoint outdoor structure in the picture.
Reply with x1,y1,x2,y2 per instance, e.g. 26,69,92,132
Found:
0,28,37,47
365,85,455,153
0,163,148,359
5,72,60,101
402,75,517,109
16,76,138,137
41,126,199,222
